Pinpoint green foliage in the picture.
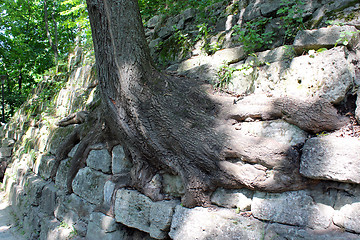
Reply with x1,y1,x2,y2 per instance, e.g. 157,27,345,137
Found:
277,0,306,43
138,0,224,22
232,17,275,54
157,27,193,65
335,30,360,47
0,0,79,121
216,62,252,90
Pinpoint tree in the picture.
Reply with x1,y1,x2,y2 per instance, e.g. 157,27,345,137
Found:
54,0,346,208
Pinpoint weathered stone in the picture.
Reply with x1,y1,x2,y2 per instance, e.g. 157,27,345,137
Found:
114,189,178,239
55,158,70,190
86,149,112,174
253,47,355,104
300,135,360,184
252,191,334,229
86,221,125,240
266,222,360,240
150,200,179,239
112,145,132,174
35,155,55,179
169,206,266,240
114,189,152,233
211,188,253,210
72,167,109,204
334,202,360,233
90,212,118,233
211,46,246,65
246,45,296,64
104,180,115,206
162,174,185,197
236,120,308,145
40,217,74,240
146,15,163,28
180,8,196,21
294,25,360,52
23,174,47,206
40,182,58,216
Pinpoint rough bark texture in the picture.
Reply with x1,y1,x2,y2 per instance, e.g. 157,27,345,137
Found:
83,0,347,207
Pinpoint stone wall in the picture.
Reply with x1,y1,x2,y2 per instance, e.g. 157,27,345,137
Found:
1,0,360,239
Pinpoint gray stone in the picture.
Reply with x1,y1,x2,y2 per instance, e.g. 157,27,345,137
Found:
114,189,152,233
112,145,132,174
334,202,360,233
252,191,334,229
162,174,184,197
252,47,355,104
55,158,70,190
86,221,125,240
86,149,112,174
40,217,74,240
35,154,56,180
169,206,266,240
211,46,246,65
181,8,196,22
22,174,47,206
294,25,360,52
266,222,360,240
104,180,115,206
150,200,179,239
211,188,253,211
40,182,58,216
72,167,109,204
66,193,96,220
114,189,178,239
236,120,308,145
300,135,360,184
90,212,118,233
246,45,296,64
147,15,163,28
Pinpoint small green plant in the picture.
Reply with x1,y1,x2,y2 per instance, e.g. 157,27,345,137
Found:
277,0,306,44
232,17,275,54
335,30,360,47
216,62,253,90
216,64,237,89
196,23,218,54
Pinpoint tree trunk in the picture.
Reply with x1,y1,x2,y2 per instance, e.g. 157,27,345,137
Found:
44,0,59,66
85,0,312,207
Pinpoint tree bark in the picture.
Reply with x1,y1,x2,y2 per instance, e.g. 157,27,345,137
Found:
85,0,314,207
44,0,59,65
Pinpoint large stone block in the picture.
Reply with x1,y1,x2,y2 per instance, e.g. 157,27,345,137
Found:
55,158,71,190
169,206,265,240
236,120,308,145
300,135,360,184
252,191,334,229
40,182,58,216
72,167,109,205
86,148,112,174
35,154,56,180
23,174,47,207
252,46,355,104
294,25,360,52
114,189,178,239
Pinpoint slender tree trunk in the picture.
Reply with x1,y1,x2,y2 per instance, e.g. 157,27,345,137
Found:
44,0,59,66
